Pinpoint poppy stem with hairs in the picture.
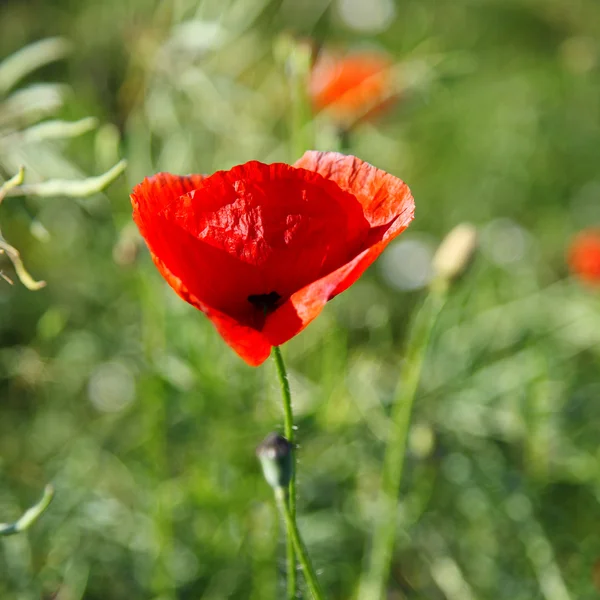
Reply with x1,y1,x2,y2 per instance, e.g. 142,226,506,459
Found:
358,279,449,600
272,346,297,599
275,486,326,600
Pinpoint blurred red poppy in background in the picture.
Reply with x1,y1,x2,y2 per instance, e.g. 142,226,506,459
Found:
131,151,414,366
568,229,600,285
309,51,396,127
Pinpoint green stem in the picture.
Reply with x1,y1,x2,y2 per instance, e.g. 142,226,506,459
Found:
272,346,297,599
359,281,448,600
273,347,295,455
275,487,326,600
287,41,313,160
0,484,54,536
338,127,351,153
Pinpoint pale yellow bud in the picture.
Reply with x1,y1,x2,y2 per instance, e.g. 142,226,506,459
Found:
432,223,478,282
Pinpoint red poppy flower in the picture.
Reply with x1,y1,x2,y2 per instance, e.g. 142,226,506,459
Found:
131,151,414,366
568,229,600,285
309,52,396,126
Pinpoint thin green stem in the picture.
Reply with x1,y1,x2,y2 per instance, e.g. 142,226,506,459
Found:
272,346,297,599
0,484,54,536
287,41,313,160
273,347,294,450
4,159,126,198
359,281,448,600
275,487,326,600
338,127,351,154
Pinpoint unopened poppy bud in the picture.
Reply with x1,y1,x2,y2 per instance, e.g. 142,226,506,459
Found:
256,433,293,489
432,223,478,283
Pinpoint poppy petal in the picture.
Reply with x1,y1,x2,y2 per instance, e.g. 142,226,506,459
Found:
155,161,370,321
208,310,273,366
294,151,414,239
131,172,206,235
262,236,392,347
310,52,395,125
568,229,600,285
149,250,272,366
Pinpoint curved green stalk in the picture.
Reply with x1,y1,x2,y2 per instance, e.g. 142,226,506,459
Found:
275,487,325,600
359,281,448,600
0,484,54,536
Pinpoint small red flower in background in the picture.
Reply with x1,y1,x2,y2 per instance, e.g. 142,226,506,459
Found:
309,51,396,127
568,229,600,285
131,152,414,366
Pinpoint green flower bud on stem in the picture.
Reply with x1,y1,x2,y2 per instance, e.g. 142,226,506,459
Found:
256,433,293,490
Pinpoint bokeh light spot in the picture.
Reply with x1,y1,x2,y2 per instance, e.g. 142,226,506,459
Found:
379,237,434,291
336,0,396,32
88,361,135,413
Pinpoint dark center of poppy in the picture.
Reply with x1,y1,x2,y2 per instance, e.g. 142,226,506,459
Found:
248,291,282,313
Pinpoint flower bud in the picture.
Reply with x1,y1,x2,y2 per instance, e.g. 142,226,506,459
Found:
432,223,478,283
256,433,293,489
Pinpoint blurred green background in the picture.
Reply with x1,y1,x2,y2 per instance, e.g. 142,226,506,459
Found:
1,0,600,598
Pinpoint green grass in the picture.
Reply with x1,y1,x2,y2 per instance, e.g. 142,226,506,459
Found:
1,0,600,598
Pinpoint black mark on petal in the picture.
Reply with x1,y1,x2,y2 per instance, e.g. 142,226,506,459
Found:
248,291,282,313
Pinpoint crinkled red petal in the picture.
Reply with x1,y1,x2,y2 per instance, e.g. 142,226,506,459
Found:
131,172,206,238
263,236,394,346
149,251,272,365
257,152,415,346
132,172,271,364
294,151,414,238
156,161,370,323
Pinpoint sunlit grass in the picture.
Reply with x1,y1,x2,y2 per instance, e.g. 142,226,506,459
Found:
1,0,600,598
